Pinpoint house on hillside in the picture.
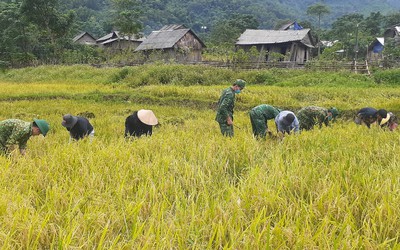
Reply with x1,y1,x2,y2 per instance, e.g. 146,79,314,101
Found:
367,37,384,62
134,25,206,62
159,24,187,31
384,26,400,39
73,32,97,45
97,31,145,51
236,29,315,64
278,21,304,31
383,26,400,46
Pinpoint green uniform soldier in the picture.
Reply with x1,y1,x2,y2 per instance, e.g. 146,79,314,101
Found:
215,79,246,137
249,104,280,138
0,118,49,155
297,106,339,130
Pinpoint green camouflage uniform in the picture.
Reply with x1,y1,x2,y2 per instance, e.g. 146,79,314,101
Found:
0,119,32,154
297,106,329,130
249,104,280,138
215,87,235,137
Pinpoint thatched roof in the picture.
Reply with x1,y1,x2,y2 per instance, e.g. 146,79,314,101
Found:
236,29,314,47
135,28,205,51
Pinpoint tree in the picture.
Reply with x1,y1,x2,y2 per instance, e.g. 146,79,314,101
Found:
384,11,400,28
307,3,330,57
364,12,384,36
328,14,366,60
0,1,39,66
307,3,330,30
111,0,142,43
20,0,75,62
209,14,258,46
383,37,400,64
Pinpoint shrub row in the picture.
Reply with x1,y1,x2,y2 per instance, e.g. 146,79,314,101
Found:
0,64,399,87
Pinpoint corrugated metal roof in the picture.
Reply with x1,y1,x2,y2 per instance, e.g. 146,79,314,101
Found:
376,37,384,46
97,31,143,43
97,32,116,42
135,29,190,51
73,32,96,42
384,26,400,37
101,37,145,45
159,24,187,31
279,22,295,30
73,32,86,42
368,37,385,50
236,29,312,45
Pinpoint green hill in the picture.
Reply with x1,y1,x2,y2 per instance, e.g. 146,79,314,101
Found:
54,0,400,36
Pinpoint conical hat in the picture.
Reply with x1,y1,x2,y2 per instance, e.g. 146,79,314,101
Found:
380,113,391,125
137,109,158,125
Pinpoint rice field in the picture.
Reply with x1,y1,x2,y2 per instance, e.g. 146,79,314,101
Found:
0,65,400,248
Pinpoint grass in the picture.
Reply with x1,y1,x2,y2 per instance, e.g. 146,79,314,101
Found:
0,65,400,248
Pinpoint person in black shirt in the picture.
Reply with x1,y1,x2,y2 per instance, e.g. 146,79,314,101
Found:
125,110,158,138
62,114,94,141
355,107,378,128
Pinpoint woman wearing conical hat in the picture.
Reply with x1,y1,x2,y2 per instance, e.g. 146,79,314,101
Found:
125,109,158,138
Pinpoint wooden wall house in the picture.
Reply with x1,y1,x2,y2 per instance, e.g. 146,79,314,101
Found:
134,25,206,62
97,31,144,51
236,29,315,64
367,37,384,62
384,26,400,45
72,32,97,45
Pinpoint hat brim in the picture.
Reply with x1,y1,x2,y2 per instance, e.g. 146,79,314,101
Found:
234,79,246,88
380,114,391,125
137,110,158,126
62,115,78,128
33,119,49,136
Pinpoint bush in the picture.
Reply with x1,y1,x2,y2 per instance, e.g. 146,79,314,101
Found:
124,64,237,87
0,60,10,72
373,69,400,85
109,68,131,83
248,71,278,85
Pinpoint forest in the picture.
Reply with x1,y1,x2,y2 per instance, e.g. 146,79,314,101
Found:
0,0,399,67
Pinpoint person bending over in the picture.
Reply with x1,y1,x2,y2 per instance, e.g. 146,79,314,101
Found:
125,109,158,138
275,111,300,135
62,114,94,141
0,118,49,155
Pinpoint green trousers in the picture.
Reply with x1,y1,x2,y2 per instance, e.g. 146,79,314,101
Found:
218,123,234,137
250,112,267,138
